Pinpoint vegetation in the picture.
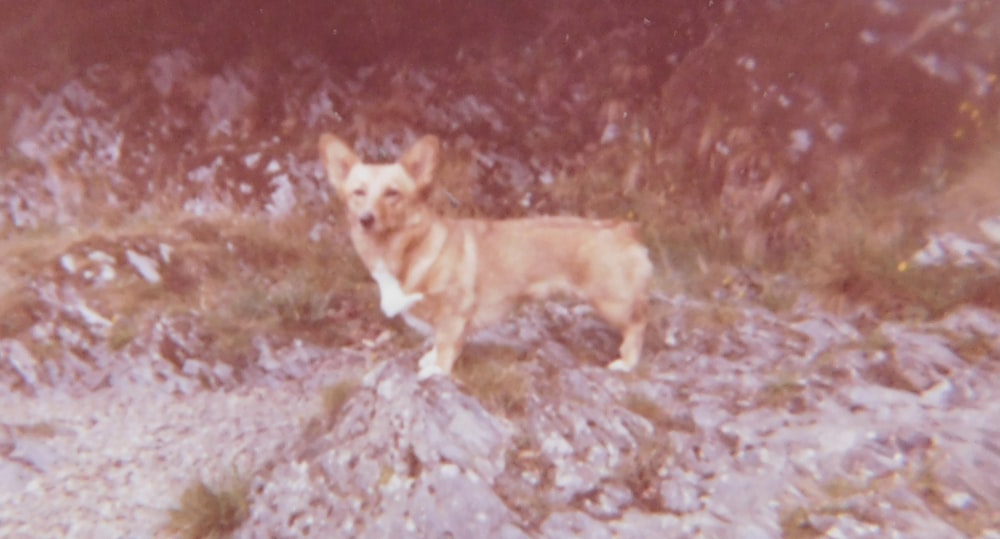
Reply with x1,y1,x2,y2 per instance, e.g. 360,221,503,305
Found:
624,392,695,433
617,435,671,512
321,379,359,420
453,344,531,417
166,472,251,539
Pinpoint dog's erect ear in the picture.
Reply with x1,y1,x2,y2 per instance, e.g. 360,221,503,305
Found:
399,135,440,189
318,133,358,191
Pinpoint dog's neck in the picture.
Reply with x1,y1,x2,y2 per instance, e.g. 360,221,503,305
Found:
352,206,442,281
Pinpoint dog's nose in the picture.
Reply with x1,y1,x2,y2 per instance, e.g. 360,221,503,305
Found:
359,213,375,229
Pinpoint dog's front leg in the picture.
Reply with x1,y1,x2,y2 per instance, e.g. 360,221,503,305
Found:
417,316,467,380
371,263,424,318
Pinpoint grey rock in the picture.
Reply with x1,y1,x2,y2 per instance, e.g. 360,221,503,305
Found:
541,511,612,539
1,340,40,392
660,477,703,514
125,249,162,284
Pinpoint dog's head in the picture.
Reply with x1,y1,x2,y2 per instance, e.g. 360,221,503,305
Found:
318,134,439,235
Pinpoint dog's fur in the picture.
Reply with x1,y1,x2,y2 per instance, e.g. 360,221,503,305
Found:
319,133,652,379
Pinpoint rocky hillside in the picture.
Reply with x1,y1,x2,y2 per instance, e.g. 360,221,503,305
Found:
1,1,999,537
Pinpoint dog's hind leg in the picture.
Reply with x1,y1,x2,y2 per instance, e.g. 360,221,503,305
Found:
594,294,647,373
608,320,644,372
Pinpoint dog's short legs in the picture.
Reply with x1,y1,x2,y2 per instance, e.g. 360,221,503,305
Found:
371,263,424,317
417,316,467,380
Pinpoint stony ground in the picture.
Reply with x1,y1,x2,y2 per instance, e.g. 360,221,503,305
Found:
2,288,999,537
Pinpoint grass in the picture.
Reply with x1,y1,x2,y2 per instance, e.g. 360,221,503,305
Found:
321,379,359,420
909,462,996,537
623,392,694,433
756,372,806,410
616,435,670,512
780,456,999,538
779,506,825,539
862,358,920,394
542,121,1000,321
944,329,996,365
166,472,251,539
453,343,531,417
0,209,390,384
107,315,140,351
11,422,57,438
497,434,556,527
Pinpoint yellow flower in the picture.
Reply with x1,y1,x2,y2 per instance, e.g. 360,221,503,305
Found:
897,261,909,272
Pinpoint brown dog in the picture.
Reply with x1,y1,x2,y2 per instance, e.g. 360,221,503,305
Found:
319,134,652,379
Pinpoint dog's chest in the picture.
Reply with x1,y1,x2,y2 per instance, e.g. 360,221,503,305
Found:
369,262,434,336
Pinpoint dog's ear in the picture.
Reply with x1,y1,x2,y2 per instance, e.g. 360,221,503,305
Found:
318,133,357,192
400,135,440,189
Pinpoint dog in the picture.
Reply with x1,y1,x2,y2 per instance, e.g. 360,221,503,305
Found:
318,133,652,379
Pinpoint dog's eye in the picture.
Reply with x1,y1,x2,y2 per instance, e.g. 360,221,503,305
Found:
384,188,400,198
352,189,365,197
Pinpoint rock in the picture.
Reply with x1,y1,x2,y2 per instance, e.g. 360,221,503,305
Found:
660,477,703,514
125,249,162,284
882,324,965,392
244,358,519,538
8,437,61,472
1,340,41,392
540,511,612,539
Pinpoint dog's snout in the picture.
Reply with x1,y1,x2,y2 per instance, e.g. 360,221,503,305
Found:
359,212,375,229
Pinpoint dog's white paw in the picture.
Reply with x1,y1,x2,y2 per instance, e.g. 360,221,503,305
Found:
417,348,444,380
607,359,635,372
418,347,437,368
417,362,446,380
381,291,424,318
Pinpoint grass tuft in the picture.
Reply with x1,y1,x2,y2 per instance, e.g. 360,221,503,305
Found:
624,392,695,433
321,379,359,420
756,372,806,410
166,472,251,539
779,506,822,539
453,344,531,417
617,436,671,512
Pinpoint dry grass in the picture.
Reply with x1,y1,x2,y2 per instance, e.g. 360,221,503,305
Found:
321,379,359,420
11,422,57,438
909,462,996,537
453,344,531,417
0,286,46,340
778,506,823,539
756,372,806,410
0,210,384,378
545,127,999,321
616,435,670,512
944,329,997,365
166,472,251,539
623,392,694,433
497,434,556,527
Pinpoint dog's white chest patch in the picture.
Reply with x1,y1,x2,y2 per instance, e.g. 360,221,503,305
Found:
371,263,424,318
